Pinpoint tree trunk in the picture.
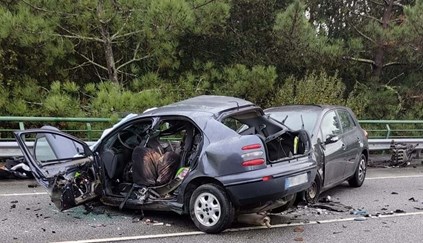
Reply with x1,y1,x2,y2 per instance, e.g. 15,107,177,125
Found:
101,26,119,84
97,0,119,84
372,0,394,82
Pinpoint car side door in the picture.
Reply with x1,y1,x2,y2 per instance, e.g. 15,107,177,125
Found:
14,129,102,211
337,109,362,179
319,110,346,187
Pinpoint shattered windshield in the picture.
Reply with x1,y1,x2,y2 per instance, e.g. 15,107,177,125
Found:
266,111,318,134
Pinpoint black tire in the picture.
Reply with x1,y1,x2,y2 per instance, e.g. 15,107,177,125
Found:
271,193,297,213
189,184,235,233
348,154,367,187
304,176,321,204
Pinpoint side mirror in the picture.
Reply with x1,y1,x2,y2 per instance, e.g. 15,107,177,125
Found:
324,134,339,144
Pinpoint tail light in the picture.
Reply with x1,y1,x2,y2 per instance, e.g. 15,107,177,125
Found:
242,158,265,167
242,144,261,150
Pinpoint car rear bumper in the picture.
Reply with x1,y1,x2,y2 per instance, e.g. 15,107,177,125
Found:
219,156,316,206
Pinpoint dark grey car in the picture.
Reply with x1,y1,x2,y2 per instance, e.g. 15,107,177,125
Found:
265,105,369,203
14,96,317,233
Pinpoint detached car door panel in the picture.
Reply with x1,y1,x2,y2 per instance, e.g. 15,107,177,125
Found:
14,130,102,211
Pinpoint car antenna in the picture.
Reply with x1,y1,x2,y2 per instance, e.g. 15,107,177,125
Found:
300,114,305,130
229,101,240,110
282,115,288,124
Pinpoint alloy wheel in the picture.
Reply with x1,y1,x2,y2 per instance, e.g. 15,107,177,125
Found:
194,192,221,227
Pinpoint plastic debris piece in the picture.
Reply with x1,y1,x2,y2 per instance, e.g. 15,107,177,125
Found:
391,192,398,195
11,200,18,203
10,204,16,209
394,209,405,213
333,231,343,234
408,197,418,202
350,209,368,216
152,222,164,226
294,237,304,241
319,196,332,203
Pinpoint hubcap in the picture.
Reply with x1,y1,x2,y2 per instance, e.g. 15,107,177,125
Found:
307,181,317,199
194,192,221,227
358,157,366,182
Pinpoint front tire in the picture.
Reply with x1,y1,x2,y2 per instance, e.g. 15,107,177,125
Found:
348,154,367,187
189,184,235,233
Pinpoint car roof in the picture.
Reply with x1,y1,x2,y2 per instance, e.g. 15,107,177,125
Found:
265,104,351,113
142,95,256,118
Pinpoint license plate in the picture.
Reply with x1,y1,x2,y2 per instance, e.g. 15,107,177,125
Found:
285,173,308,189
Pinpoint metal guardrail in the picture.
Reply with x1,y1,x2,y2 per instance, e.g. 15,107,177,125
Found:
1,117,423,158
359,120,423,139
0,116,113,141
368,138,423,151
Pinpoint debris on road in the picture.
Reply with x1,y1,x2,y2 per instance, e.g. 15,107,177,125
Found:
311,202,352,212
391,192,398,195
408,197,418,202
27,184,38,188
394,209,406,213
294,237,304,241
237,213,271,228
350,209,368,216
390,142,418,167
319,196,332,203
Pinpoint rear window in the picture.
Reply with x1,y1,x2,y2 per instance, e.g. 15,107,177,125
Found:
267,110,318,134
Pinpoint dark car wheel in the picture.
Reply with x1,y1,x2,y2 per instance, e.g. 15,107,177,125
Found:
189,184,235,233
304,176,321,204
348,154,367,187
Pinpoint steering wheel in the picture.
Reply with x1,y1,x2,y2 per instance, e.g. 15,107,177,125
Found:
117,130,143,150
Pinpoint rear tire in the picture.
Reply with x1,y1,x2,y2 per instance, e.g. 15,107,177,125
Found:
304,176,321,204
189,184,235,233
348,154,367,187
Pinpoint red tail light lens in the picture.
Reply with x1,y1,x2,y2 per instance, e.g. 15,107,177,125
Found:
242,144,262,150
242,158,265,167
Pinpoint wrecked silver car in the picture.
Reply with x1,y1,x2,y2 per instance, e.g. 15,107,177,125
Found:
265,105,369,204
14,95,317,233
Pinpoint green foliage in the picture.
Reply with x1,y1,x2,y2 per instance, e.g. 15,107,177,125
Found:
273,72,345,106
0,0,423,121
272,0,343,77
215,65,277,107
43,81,82,117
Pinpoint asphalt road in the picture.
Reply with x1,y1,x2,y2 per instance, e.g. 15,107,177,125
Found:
1,164,423,243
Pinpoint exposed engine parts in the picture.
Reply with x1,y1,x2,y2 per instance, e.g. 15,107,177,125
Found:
390,141,419,166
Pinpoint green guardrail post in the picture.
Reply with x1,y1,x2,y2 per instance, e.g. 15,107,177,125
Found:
19,122,25,130
386,124,391,139
86,123,92,141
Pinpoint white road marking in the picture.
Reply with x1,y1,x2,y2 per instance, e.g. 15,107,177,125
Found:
52,211,423,243
366,174,423,180
0,192,47,197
